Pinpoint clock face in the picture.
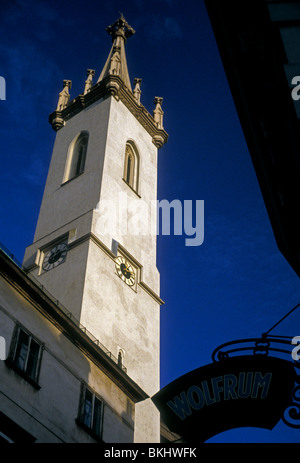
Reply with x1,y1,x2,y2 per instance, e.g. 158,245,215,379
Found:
42,243,68,271
115,256,135,286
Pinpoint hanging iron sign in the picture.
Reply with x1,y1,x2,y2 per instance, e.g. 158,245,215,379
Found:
152,355,298,442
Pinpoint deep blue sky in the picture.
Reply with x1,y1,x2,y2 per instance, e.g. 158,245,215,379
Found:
1,0,300,443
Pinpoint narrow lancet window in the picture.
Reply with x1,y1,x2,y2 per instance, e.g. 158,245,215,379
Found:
126,150,133,184
123,142,139,193
63,131,89,183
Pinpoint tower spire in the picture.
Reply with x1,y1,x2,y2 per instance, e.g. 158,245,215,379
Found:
97,14,135,90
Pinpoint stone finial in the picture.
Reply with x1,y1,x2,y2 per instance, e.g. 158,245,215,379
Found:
83,69,95,95
153,97,164,129
106,13,135,42
56,80,72,111
133,78,142,105
109,46,121,76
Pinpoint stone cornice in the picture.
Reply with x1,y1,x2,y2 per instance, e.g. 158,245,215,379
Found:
23,228,164,306
49,75,168,148
138,281,165,306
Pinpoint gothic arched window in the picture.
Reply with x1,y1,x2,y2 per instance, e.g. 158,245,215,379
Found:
63,131,89,183
123,142,139,193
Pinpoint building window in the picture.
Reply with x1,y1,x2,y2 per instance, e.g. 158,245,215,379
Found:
77,384,104,441
6,326,43,389
63,131,89,183
123,142,139,193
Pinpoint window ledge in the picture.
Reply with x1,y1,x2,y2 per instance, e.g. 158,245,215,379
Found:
61,171,85,187
75,418,104,443
5,359,41,390
122,178,141,198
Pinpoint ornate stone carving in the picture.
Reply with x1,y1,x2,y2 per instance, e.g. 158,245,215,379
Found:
133,78,142,105
49,16,168,148
83,69,95,95
109,46,121,76
153,97,164,129
106,13,135,42
50,75,168,147
56,80,72,111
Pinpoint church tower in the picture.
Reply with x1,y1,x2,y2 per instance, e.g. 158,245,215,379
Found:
23,15,168,443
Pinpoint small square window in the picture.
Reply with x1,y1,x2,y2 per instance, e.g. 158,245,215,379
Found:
76,384,104,441
6,326,43,389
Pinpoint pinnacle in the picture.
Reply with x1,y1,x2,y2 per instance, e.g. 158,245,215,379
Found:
97,14,135,90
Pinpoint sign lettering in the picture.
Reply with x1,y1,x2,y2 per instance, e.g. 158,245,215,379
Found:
167,371,272,420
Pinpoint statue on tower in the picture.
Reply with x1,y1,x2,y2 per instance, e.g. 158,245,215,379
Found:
56,80,72,111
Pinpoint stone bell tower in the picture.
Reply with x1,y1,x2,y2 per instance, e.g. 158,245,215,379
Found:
23,15,168,442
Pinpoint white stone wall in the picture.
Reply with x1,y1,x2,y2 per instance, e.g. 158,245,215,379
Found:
32,97,111,243
0,277,135,443
80,239,160,394
93,96,160,292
